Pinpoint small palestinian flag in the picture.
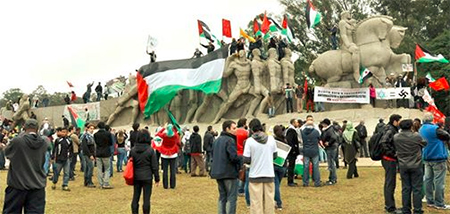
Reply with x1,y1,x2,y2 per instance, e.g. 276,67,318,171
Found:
358,66,372,84
198,20,221,47
306,0,321,29
425,72,435,82
415,44,449,63
281,15,294,42
67,106,86,132
137,46,228,118
253,18,262,37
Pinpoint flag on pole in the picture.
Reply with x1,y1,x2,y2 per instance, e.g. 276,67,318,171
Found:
415,44,449,63
198,20,221,47
358,66,373,84
253,18,262,37
281,15,294,42
67,106,86,132
261,12,271,34
67,81,74,87
136,46,229,118
222,19,232,39
274,140,291,167
240,28,256,43
425,72,436,82
166,108,181,133
429,77,450,91
306,0,322,29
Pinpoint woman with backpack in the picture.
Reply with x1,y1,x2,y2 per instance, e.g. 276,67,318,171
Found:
343,121,360,179
129,129,160,214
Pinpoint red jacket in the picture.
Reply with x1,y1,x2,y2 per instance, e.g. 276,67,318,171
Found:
235,128,248,156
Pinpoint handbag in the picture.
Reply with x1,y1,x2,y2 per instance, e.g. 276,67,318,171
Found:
123,157,134,185
238,165,246,182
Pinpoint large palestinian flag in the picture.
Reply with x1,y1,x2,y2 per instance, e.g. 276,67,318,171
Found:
415,44,449,63
306,0,321,29
137,46,228,118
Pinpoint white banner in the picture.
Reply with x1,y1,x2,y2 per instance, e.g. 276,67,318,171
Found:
314,87,370,103
63,102,101,122
376,87,411,100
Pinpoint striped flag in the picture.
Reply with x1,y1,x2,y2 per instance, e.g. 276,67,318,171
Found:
358,66,373,84
306,0,321,29
425,72,436,82
198,20,221,47
415,44,449,63
137,46,228,118
67,106,86,132
274,140,291,167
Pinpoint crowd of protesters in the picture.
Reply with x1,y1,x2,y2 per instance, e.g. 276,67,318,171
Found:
1,110,450,213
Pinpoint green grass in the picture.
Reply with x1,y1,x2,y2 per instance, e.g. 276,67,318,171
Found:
0,165,449,214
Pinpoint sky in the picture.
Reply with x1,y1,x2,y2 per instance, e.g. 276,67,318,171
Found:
0,0,284,97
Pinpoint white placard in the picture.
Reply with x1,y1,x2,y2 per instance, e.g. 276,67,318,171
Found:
314,87,370,103
376,87,411,100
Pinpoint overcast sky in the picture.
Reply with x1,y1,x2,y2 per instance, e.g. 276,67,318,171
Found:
0,0,283,97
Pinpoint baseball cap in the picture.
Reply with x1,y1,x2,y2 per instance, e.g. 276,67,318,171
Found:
24,119,38,130
320,118,331,126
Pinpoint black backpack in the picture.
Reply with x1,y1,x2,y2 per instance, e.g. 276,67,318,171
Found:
368,131,384,161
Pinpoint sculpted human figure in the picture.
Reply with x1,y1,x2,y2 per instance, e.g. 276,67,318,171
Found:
339,11,360,79
184,90,198,123
212,50,252,124
106,74,140,126
248,49,270,116
169,91,182,122
267,48,283,94
12,94,31,124
280,48,295,86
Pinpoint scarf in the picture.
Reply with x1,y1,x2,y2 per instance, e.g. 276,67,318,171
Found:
343,121,356,144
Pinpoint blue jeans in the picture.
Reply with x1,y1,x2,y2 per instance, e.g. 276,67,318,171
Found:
117,148,127,172
84,155,94,186
53,159,70,186
96,92,101,101
274,166,286,207
79,151,86,172
216,178,238,214
326,148,337,183
43,151,51,174
109,155,114,177
96,157,111,187
319,147,327,162
424,161,447,207
303,155,320,186
244,168,250,206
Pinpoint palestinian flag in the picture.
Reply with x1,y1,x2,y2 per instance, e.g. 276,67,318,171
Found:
415,44,449,63
253,18,263,37
166,108,181,133
67,106,86,132
425,72,435,82
263,17,283,40
198,20,221,47
358,66,373,84
261,12,271,34
306,0,321,29
137,46,228,118
274,140,291,167
281,15,294,42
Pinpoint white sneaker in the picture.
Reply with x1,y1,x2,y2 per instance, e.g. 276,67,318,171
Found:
435,204,450,210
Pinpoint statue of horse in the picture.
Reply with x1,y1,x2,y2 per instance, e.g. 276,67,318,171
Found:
309,15,410,87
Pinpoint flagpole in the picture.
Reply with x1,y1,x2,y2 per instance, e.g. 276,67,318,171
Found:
413,61,418,84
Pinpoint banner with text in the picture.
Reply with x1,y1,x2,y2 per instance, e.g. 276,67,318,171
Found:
375,87,411,100
314,87,369,103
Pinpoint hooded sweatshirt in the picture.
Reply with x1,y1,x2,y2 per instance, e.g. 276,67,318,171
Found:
301,123,321,158
5,132,47,190
243,132,277,182
130,143,160,182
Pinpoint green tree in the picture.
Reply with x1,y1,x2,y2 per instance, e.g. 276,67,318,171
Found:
0,88,24,107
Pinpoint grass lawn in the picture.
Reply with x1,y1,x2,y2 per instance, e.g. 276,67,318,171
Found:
0,165,449,214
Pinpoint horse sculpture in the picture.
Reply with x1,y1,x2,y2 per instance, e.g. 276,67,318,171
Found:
309,15,410,87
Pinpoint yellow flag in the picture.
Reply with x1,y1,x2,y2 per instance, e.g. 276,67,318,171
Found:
240,28,256,43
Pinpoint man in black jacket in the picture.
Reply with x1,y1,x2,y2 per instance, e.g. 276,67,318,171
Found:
95,82,102,102
94,122,113,189
380,114,402,213
286,118,300,186
190,126,205,177
321,118,338,185
51,126,73,191
81,124,96,188
355,120,369,158
3,119,47,213
211,120,241,214
203,125,215,172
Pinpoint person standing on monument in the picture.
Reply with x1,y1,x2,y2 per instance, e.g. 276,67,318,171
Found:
284,83,294,113
369,84,376,107
95,82,103,102
339,11,360,81
192,48,204,58
201,41,215,54
295,84,304,113
146,50,157,63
